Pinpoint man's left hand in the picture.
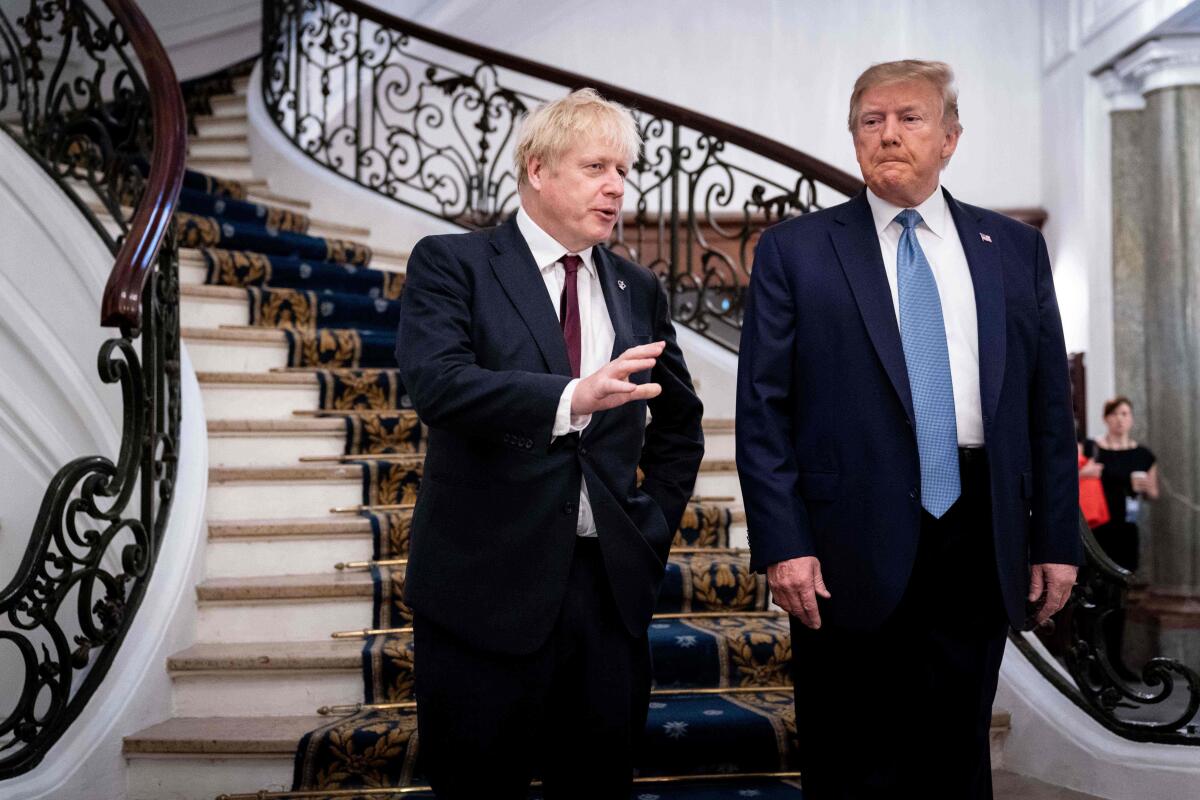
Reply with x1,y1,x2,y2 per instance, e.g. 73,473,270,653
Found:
1028,563,1078,626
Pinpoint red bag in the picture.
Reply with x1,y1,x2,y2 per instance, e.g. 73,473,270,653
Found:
1078,452,1110,529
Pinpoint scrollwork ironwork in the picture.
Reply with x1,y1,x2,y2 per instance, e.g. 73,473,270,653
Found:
0,0,183,777
261,0,849,351
1010,513,1200,743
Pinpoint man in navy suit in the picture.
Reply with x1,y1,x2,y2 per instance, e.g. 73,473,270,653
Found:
396,88,704,799
736,60,1081,798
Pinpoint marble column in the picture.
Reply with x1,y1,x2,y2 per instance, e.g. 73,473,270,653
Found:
1102,36,1200,667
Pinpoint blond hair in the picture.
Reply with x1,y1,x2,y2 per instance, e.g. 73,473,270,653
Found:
514,88,641,187
847,60,962,134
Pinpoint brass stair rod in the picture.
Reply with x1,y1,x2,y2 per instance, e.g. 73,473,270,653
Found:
318,685,795,716
334,558,407,571
293,408,416,417
332,611,784,639
301,454,425,464
330,503,416,514
216,771,803,799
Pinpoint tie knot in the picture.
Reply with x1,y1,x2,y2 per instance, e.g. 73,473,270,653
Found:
561,254,583,275
895,209,923,231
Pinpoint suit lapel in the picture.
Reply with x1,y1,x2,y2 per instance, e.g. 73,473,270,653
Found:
593,246,633,359
946,189,1006,436
830,191,915,425
488,217,572,377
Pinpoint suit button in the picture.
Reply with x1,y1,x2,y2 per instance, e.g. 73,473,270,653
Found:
579,446,588,456
563,501,576,515
909,489,918,500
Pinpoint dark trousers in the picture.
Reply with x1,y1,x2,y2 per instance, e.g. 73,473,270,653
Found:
791,449,1009,800
413,537,651,800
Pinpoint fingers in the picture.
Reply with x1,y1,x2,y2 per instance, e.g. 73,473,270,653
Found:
768,557,827,629
594,380,661,408
812,562,832,600
1028,565,1045,603
620,341,666,360
608,357,659,380
1038,583,1071,625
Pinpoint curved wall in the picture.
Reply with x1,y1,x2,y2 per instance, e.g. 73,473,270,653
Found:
0,133,210,799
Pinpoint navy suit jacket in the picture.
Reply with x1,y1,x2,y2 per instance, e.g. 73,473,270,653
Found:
396,216,705,655
736,188,1081,631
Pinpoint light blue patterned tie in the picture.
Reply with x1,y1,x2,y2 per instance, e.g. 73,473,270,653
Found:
895,209,960,518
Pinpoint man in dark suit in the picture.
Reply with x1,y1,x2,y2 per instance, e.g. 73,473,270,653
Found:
736,60,1081,798
396,88,704,799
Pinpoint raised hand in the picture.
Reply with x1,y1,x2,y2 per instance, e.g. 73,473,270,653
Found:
570,341,665,416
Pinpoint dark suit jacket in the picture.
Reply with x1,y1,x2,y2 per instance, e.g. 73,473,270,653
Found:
736,188,1081,631
396,216,705,655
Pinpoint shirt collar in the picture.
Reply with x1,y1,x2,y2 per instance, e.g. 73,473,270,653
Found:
516,207,596,275
865,184,947,240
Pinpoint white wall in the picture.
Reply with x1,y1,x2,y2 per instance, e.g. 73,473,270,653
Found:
0,133,210,800
0,134,123,594
372,0,1044,209
1039,0,1193,430
138,0,259,80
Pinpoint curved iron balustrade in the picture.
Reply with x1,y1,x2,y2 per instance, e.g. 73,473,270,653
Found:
258,0,1200,744
260,0,863,352
0,0,185,777
1011,513,1200,743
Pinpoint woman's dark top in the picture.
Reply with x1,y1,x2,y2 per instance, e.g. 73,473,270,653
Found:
1083,440,1156,571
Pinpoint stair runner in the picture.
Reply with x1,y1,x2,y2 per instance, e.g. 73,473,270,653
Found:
180,172,803,798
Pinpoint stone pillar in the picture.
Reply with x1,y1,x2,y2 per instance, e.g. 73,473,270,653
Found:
1101,37,1200,667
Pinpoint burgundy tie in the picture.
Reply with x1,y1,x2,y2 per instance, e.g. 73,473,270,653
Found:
559,254,582,378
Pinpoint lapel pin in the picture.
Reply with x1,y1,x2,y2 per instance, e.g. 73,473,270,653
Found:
617,279,626,291
979,232,993,243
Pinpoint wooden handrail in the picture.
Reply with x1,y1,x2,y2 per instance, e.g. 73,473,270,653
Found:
99,0,187,331
335,0,864,197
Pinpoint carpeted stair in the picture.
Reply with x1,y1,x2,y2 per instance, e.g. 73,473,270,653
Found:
167,164,801,796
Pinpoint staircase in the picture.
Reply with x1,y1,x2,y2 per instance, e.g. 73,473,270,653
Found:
116,74,804,800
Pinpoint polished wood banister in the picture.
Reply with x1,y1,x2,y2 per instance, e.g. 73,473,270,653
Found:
99,0,187,331
335,0,864,197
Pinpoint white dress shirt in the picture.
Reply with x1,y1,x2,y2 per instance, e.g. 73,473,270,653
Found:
865,186,984,446
516,208,616,536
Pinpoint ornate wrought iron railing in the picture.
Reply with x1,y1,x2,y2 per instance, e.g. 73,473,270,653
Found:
258,0,1200,743
0,0,186,777
1011,514,1200,743
260,0,864,352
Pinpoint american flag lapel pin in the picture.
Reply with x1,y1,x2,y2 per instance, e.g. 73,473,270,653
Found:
979,232,993,243
617,279,626,291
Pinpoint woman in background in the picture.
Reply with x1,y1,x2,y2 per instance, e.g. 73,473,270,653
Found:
1081,396,1159,572
1080,396,1158,678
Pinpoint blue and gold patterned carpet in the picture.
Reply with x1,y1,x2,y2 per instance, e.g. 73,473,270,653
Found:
179,171,803,798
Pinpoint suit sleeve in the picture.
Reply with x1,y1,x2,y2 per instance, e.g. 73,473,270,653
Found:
395,235,571,446
1028,231,1084,566
736,228,816,571
639,277,705,535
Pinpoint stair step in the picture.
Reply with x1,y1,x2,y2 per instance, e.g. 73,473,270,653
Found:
183,326,289,373
168,640,363,716
195,570,374,643
207,415,410,467
195,113,248,138
181,284,248,328
244,187,312,213
206,462,364,521
207,93,248,118
188,136,249,160
187,155,255,181
199,370,320,419
205,515,376,579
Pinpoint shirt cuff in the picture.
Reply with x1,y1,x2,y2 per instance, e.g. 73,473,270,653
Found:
552,379,592,439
